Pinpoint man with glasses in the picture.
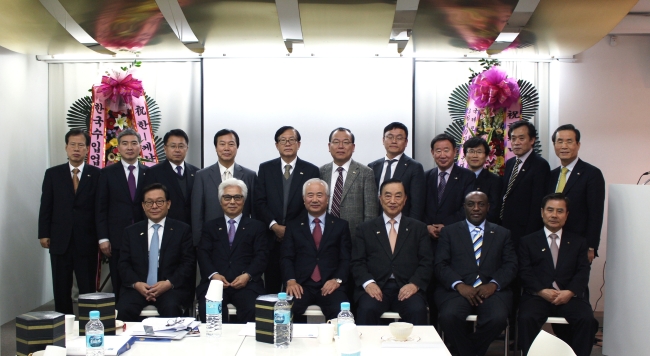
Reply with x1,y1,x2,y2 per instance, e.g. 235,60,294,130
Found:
255,126,320,293
143,129,198,226
368,122,425,221
196,178,268,323
116,183,195,321
463,137,502,223
39,129,101,314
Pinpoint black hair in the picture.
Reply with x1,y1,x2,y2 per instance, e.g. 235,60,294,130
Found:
552,124,581,143
274,126,301,143
163,129,189,145
328,127,355,143
65,129,90,146
383,122,408,138
430,133,456,150
541,193,570,211
380,178,404,195
214,129,240,148
508,121,537,140
142,183,169,201
463,136,489,155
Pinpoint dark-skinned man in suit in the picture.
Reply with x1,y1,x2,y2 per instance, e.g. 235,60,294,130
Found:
518,193,597,356
281,178,351,321
463,137,502,224
39,129,101,314
368,122,425,221
352,179,433,325
435,191,517,356
256,126,320,294
96,128,149,301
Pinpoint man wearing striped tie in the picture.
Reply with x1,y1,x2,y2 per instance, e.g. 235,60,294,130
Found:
435,191,517,356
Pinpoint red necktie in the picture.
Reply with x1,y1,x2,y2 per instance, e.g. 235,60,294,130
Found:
311,218,322,282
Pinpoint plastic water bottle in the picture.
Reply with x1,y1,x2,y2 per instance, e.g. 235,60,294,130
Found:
205,298,222,338
85,310,104,356
337,302,354,336
274,292,291,348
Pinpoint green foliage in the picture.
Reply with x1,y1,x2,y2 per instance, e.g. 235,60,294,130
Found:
468,58,501,83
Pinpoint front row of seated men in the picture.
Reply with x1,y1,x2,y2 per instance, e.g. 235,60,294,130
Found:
116,177,595,356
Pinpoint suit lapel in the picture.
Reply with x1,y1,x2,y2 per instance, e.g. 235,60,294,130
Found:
439,166,460,205
392,217,410,257
562,159,584,195
270,158,285,200
75,164,92,196
555,233,573,272
458,222,476,260
299,217,318,251
233,163,245,180
230,218,246,254
60,164,76,196
431,168,440,203
139,223,149,261
392,155,408,181
374,218,393,260
480,222,496,262
208,164,223,189
341,160,360,201
215,219,231,253
372,160,382,186
319,215,337,252
113,163,133,201
135,162,147,199
537,231,555,270
287,158,306,204
159,221,174,262
187,165,196,194
163,160,185,202
321,165,332,185
508,154,533,192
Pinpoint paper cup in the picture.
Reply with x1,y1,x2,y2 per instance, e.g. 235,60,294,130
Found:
64,315,75,335
318,323,336,344
44,345,67,356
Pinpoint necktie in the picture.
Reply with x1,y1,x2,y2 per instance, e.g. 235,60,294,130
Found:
437,171,447,204
147,224,161,286
388,219,397,253
472,227,483,287
331,167,344,218
500,158,522,219
223,170,232,181
72,168,80,194
550,233,560,290
556,167,569,193
228,219,236,247
311,218,322,282
176,165,183,177
127,165,136,201
284,164,291,180
383,159,397,185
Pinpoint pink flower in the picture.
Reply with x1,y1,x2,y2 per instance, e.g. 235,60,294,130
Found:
469,67,520,110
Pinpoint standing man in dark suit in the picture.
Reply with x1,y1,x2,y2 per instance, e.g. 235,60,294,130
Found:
39,129,101,314
435,191,517,356
463,137,502,223
192,129,257,246
256,126,320,294
116,183,195,321
143,129,198,226
424,133,475,326
352,179,433,325
196,178,268,323
281,178,351,321
96,128,148,301
368,122,425,221
549,124,605,263
518,193,597,356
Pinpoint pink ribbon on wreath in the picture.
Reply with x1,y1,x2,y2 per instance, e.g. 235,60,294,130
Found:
96,72,144,110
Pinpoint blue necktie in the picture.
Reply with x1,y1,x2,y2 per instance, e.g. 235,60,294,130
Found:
472,227,483,287
147,224,161,285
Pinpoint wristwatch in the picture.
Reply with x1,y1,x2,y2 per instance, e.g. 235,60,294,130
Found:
334,278,343,284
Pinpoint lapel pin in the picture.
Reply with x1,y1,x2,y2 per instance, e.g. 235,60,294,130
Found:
567,241,570,244
191,174,194,177
170,228,173,230
353,171,357,174
87,174,91,177
219,228,223,231
577,173,581,176
140,232,144,236
454,177,458,180
242,227,245,230
490,231,494,234
522,169,526,172
376,231,380,234
477,187,481,190
301,223,304,225
542,248,546,251
300,172,304,175
406,228,409,231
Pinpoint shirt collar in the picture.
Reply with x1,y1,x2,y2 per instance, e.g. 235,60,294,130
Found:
121,159,137,169
563,157,579,172
333,160,352,173
544,227,563,239
169,160,185,172
224,213,243,224
466,219,486,231
219,161,235,175
516,148,533,163
148,217,166,229
385,153,403,162
383,212,402,225
308,212,327,225
69,161,85,173
473,168,483,178
439,164,454,175
281,157,298,169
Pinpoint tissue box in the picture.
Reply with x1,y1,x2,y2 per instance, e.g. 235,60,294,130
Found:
78,292,116,335
255,294,294,344
15,311,65,356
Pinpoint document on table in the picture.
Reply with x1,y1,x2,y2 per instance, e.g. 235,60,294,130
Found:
238,322,318,338
66,335,135,355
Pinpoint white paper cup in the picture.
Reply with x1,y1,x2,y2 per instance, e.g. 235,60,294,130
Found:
318,323,336,344
64,315,75,335
44,345,67,356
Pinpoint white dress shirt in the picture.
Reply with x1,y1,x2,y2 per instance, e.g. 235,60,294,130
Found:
69,162,84,180
328,160,352,212
169,161,185,176
438,164,454,186
121,159,139,186
218,162,235,181
514,148,533,168
544,227,563,249
378,154,403,188
363,213,402,288
554,157,579,191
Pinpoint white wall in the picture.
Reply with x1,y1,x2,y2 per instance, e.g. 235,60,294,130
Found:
0,47,51,324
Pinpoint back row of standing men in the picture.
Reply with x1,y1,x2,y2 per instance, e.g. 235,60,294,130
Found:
39,121,605,356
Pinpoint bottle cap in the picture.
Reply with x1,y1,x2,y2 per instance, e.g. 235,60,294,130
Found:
89,310,100,319
278,292,287,300
341,302,350,310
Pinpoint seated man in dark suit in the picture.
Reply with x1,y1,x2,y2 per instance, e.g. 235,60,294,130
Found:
281,178,351,321
116,183,195,321
463,137,502,223
518,193,597,356
435,191,517,356
352,179,433,325
196,178,268,323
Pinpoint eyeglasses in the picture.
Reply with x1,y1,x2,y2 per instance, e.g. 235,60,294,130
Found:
330,140,353,147
222,194,244,202
144,200,167,208
384,135,406,142
278,138,298,145
166,317,183,327
466,150,485,155
166,144,187,150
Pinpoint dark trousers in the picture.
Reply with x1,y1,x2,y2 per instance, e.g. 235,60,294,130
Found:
356,280,428,325
438,292,510,356
426,278,439,329
291,284,348,322
50,243,97,315
264,240,283,294
198,287,259,323
116,288,188,321
518,294,596,356
108,248,122,302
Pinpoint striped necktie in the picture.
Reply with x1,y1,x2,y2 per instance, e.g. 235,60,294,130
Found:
500,158,522,220
472,227,483,287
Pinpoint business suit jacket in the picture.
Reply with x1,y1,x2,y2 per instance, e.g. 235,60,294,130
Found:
434,220,518,305
39,163,101,255
196,216,269,298
281,212,351,285
319,159,378,235
142,160,198,226
518,229,590,299
424,165,476,227
118,218,195,293
96,162,148,249
501,152,550,243
368,154,426,221
548,159,605,254
191,162,257,246
474,169,503,224
351,216,433,302
255,157,320,227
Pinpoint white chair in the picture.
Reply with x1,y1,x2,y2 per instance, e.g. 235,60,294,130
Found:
380,312,401,321
515,316,569,355
139,305,160,317
527,330,576,356
303,305,324,316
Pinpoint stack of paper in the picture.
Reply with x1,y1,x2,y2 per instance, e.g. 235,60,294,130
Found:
129,317,200,340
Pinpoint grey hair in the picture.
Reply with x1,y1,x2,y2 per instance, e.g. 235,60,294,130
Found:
117,128,142,143
218,178,248,200
302,178,329,197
